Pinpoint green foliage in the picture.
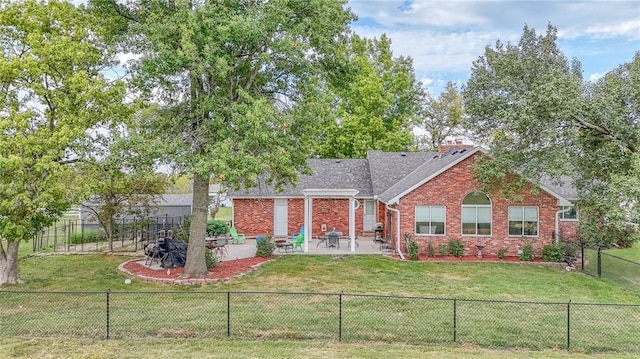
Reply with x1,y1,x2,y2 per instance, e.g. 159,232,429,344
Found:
69,230,103,245
204,250,219,270
463,22,639,248
497,247,507,259
438,243,448,256
93,0,355,277
448,239,464,258
426,241,436,257
0,0,128,284
206,220,229,237
415,82,466,151
175,217,191,243
406,234,420,261
520,242,535,261
316,34,420,158
542,242,565,262
256,235,276,258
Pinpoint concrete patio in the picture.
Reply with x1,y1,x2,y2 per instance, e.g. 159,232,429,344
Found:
223,236,393,259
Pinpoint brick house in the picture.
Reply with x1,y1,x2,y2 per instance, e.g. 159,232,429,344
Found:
228,145,577,257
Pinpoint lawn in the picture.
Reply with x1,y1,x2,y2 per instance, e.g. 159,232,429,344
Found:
1,244,639,354
604,242,640,263
1,338,639,359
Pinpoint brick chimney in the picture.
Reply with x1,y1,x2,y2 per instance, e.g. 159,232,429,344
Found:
438,139,474,155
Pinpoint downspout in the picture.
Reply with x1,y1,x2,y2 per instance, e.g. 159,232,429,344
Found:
385,202,405,260
555,206,572,243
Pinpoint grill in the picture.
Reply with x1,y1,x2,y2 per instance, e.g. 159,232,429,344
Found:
373,222,383,242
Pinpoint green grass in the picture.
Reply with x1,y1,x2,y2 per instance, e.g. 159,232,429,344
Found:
3,338,638,359
605,242,640,263
1,248,639,353
213,207,232,222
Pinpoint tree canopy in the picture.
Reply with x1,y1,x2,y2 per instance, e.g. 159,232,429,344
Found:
92,0,356,277
315,34,421,158
415,81,466,151
463,23,639,246
0,0,128,284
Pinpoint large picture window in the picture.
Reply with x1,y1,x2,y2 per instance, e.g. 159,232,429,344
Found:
415,206,445,235
508,206,539,236
461,192,491,235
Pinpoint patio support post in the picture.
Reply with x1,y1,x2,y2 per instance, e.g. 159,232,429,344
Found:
348,197,356,252
303,196,312,253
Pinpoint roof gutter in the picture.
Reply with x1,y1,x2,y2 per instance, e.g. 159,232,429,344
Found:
385,202,405,260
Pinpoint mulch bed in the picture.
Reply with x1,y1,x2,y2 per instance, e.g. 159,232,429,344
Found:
119,256,272,285
402,254,544,262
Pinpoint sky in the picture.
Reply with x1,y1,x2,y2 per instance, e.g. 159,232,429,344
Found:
347,0,640,95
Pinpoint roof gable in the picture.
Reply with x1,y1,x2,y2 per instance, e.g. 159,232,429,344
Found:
378,147,481,203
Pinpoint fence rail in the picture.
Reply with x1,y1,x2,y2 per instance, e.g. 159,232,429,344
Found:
0,290,638,352
32,215,189,253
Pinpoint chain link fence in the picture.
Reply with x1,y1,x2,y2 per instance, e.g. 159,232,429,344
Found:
581,247,640,292
1,290,638,352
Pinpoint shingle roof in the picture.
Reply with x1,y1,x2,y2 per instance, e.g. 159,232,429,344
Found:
228,159,372,197
540,176,578,201
366,150,436,195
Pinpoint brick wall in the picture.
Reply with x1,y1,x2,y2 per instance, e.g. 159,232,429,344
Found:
233,198,274,237
559,221,578,241
233,197,367,239
398,153,560,258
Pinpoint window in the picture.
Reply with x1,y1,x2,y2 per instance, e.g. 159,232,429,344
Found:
560,206,577,220
508,206,539,236
461,192,491,235
416,206,445,235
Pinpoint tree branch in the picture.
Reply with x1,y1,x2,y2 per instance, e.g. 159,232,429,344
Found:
572,114,636,153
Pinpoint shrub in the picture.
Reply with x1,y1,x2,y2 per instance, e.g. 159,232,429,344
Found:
204,250,219,270
256,235,276,257
69,230,102,245
175,217,191,242
206,220,229,237
520,242,535,261
438,243,448,256
497,247,507,259
406,234,420,261
542,242,565,262
448,239,464,258
426,241,436,257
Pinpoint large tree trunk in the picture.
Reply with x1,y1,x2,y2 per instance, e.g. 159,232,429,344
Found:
181,172,209,278
0,239,23,285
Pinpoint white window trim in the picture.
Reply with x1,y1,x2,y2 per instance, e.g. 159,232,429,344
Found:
415,205,446,236
461,205,492,236
507,206,539,238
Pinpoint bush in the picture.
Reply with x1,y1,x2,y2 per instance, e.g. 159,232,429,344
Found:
426,241,436,257
448,239,464,258
542,242,565,262
204,250,219,270
175,217,191,242
520,242,535,261
206,220,229,237
438,243,448,256
69,230,102,245
256,235,276,258
497,247,507,259
406,234,420,261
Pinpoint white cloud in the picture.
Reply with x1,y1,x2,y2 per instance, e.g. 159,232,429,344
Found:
588,72,605,82
585,20,640,39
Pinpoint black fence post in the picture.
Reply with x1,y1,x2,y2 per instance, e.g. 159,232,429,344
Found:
106,289,111,340
581,245,584,271
597,248,602,278
338,292,343,342
453,298,457,343
566,300,571,350
227,291,231,337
